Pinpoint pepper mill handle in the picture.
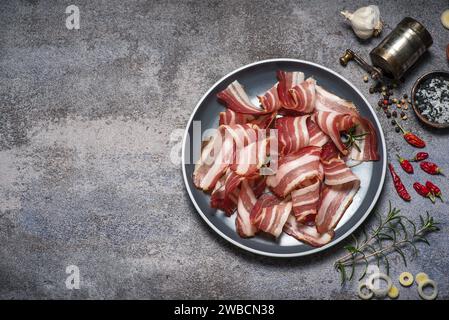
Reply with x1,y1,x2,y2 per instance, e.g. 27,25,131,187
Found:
339,49,383,80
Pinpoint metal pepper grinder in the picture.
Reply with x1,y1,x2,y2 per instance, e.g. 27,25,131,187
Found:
340,17,433,80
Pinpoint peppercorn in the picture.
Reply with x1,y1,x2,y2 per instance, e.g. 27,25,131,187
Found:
403,94,408,99
388,99,393,105
392,110,398,118
391,119,396,125
388,90,394,96
386,111,392,118
369,87,374,94
400,111,405,117
378,100,383,107
395,126,401,133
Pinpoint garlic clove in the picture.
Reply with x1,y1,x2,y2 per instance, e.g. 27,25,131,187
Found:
341,5,383,40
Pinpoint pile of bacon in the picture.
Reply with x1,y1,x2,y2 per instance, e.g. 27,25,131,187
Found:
193,71,379,247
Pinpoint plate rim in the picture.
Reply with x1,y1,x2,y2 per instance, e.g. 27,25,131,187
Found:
181,58,387,257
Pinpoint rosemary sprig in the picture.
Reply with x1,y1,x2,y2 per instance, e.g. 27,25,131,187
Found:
334,201,440,285
343,125,369,152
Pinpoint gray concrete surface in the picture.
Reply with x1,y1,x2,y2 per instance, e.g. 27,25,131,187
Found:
0,0,448,300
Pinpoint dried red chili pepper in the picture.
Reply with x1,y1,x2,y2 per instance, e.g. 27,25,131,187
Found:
396,154,414,174
389,163,411,201
413,182,435,203
396,122,426,148
411,152,429,162
420,161,443,175
425,181,443,201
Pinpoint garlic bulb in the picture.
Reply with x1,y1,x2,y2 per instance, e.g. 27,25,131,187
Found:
341,5,383,40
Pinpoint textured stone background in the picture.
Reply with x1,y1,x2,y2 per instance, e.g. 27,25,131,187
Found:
0,0,448,299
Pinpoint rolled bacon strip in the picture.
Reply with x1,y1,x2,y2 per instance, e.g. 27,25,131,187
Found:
276,70,305,109
194,124,266,191
266,146,323,198
217,80,272,114
314,111,352,155
288,78,317,114
315,85,379,161
283,215,334,247
193,126,235,191
250,194,292,237
210,169,240,216
258,82,282,113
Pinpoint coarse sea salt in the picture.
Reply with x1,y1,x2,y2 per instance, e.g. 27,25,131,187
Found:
415,76,449,124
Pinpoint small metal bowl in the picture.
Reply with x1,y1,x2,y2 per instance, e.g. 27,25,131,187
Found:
411,71,449,129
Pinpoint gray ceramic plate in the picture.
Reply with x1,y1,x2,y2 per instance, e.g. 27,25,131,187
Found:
182,59,386,257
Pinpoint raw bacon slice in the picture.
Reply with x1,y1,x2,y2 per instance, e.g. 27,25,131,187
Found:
219,109,275,129
322,157,359,186
258,82,282,113
267,146,323,198
276,116,329,155
217,81,270,114
210,170,240,216
277,71,305,109
276,116,310,155
250,194,292,237
315,179,360,234
315,85,358,115
291,178,321,222
308,118,329,147
315,85,378,160
314,111,352,155
235,177,266,237
193,127,234,191
283,215,334,247
349,117,379,161
194,124,263,191
289,78,317,113
320,141,340,161
219,109,253,126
